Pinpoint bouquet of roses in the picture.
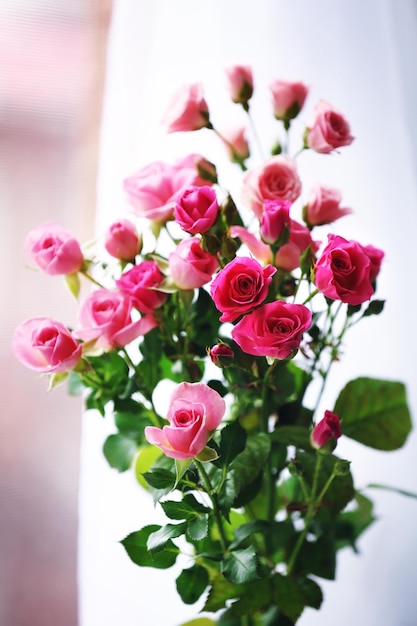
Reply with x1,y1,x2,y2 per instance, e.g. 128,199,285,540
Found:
12,66,412,625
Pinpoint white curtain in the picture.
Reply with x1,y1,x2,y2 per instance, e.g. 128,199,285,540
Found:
78,1,417,625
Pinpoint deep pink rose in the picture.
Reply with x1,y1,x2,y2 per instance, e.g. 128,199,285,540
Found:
260,200,291,245
270,79,308,122
74,289,157,351
104,219,142,261
169,238,218,290
225,65,254,105
124,154,213,222
162,83,210,133
144,381,226,460
232,300,312,359
360,244,384,282
306,100,354,154
275,219,320,271
220,125,250,163
304,184,352,227
209,343,234,367
311,410,342,452
25,221,83,276
242,156,302,218
314,234,373,305
174,185,219,234
116,260,167,313
12,317,82,373
210,256,276,323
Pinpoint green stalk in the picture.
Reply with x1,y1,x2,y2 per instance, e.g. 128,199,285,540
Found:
194,459,228,553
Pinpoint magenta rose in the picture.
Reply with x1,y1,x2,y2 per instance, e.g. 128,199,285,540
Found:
242,156,302,218
104,219,142,261
225,65,254,105
144,381,226,460
303,184,352,227
162,83,210,133
275,219,320,271
169,238,218,290
210,256,276,323
360,244,384,282
124,154,213,222
116,260,167,313
232,300,312,359
270,79,308,122
12,317,82,373
174,185,219,234
306,100,354,154
25,221,83,276
311,410,342,452
260,200,291,245
314,234,373,305
74,289,157,351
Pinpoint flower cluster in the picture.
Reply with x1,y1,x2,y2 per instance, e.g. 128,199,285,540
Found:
12,67,412,625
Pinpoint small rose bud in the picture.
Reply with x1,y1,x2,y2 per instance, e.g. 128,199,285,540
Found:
334,459,351,476
208,343,234,367
104,219,142,261
225,65,254,107
270,79,309,125
260,200,291,245
162,83,211,133
311,410,342,453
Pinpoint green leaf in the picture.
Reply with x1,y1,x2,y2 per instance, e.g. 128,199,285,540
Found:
203,575,242,612
161,494,210,520
337,491,377,551
187,515,209,542
221,546,260,584
334,377,412,450
362,299,385,317
176,564,209,605
271,574,307,623
296,529,336,579
175,458,193,486
366,483,417,499
296,576,323,610
121,525,178,569
229,520,271,550
177,619,217,626
225,579,271,618
271,425,313,450
196,446,219,462
142,468,176,490
218,420,247,467
102,434,137,472
64,271,80,299
147,522,187,553
114,398,154,438
135,445,162,489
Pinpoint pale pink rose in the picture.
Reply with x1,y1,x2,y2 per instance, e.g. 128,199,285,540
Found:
174,185,219,234
314,234,373,305
311,410,342,452
270,79,308,122
306,100,354,154
12,317,82,373
242,156,302,218
230,226,272,265
304,185,352,227
145,381,226,460
104,219,142,261
275,219,320,271
124,154,214,222
220,125,250,163
225,65,254,105
169,238,218,290
210,256,276,323
116,260,167,313
231,301,312,359
260,200,291,245
360,244,384,283
74,289,157,351
162,83,210,133
25,221,83,275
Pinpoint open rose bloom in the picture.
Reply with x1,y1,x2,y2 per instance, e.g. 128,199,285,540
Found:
25,221,83,275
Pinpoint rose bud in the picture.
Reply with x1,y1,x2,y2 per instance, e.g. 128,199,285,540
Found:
174,185,219,235
162,83,211,133
306,100,354,154
303,184,352,227
270,79,308,125
225,65,254,107
219,125,250,164
208,343,234,367
260,199,291,245
104,219,142,261
311,410,342,453
25,221,83,276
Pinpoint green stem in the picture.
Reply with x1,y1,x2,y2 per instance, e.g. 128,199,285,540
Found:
80,270,107,289
194,459,228,552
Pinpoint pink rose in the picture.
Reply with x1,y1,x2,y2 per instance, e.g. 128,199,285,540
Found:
225,65,254,106
144,381,226,460
306,100,354,154
162,83,210,133
208,343,234,367
169,238,218,290
116,260,167,313
314,234,373,305
270,79,308,122
104,219,142,261
220,125,250,163
260,200,291,245
242,156,302,218
124,154,213,222
230,226,272,265
12,317,82,373
311,410,342,452
232,301,312,359
74,289,157,351
25,221,83,275
275,219,320,271
303,184,352,227
360,244,384,282
210,256,276,323
174,185,219,234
